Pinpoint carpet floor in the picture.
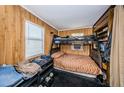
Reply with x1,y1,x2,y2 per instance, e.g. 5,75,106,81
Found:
51,69,107,87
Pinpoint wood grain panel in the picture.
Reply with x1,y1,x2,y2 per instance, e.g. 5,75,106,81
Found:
0,6,6,64
0,5,58,65
58,28,92,56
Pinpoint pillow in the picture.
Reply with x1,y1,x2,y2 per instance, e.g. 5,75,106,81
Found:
90,49,102,68
51,51,64,59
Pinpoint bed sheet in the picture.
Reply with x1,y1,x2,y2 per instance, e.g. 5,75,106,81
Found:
0,65,23,87
54,53,101,75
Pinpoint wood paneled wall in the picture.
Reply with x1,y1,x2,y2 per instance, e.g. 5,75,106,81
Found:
0,5,58,65
58,28,93,56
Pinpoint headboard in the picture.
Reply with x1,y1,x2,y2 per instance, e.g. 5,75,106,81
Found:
90,49,102,68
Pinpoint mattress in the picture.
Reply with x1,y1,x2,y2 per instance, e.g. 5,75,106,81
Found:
53,53,102,75
0,65,24,87
54,67,96,78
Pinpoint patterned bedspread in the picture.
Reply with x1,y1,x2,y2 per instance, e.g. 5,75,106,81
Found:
53,53,101,75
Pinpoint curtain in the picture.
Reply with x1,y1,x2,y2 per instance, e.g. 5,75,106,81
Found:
110,5,124,87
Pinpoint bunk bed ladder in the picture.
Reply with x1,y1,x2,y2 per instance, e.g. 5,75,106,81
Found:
49,35,60,56
49,35,55,55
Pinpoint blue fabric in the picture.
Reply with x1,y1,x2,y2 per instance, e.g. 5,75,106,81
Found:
0,65,23,87
100,43,106,52
41,55,51,60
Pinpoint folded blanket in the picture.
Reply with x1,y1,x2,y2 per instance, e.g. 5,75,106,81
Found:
15,62,42,79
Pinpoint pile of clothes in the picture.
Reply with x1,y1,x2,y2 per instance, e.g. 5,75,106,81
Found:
15,61,42,80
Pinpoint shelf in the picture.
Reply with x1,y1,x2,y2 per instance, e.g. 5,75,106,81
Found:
94,20,108,32
97,35,108,40
98,40,108,42
97,30,108,36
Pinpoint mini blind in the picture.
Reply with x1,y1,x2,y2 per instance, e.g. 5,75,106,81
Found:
25,21,44,58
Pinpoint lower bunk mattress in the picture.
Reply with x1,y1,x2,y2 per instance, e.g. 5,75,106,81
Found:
0,65,24,87
54,67,97,78
52,52,102,77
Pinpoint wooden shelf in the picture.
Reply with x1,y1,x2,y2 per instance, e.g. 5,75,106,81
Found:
92,6,114,85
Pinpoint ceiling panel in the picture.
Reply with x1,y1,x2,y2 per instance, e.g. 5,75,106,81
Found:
23,5,110,30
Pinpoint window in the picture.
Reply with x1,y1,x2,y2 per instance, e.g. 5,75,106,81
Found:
71,33,84,37
25,21,44,58
71,43,83,50
73,44,81,49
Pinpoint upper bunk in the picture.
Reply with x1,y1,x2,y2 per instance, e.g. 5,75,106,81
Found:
53,35,96,45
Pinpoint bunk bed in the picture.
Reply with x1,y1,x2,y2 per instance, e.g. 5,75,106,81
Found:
50,35,104,80
53,35,95,44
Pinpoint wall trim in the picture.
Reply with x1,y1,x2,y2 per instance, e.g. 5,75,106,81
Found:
21,5,93,32
20,5,59,31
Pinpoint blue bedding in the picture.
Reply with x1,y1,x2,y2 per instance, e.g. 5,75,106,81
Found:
0,65,24,87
